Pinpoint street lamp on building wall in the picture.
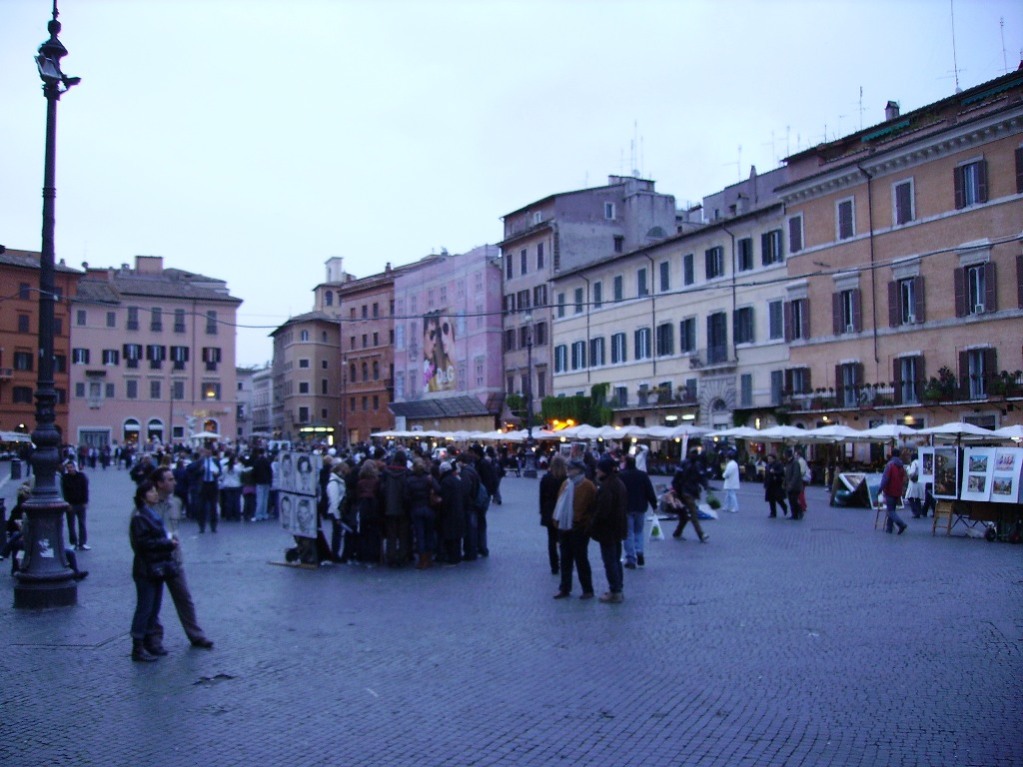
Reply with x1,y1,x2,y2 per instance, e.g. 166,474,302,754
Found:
523,312,537,478
15,1,81,609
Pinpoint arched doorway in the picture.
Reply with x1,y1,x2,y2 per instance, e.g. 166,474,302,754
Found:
123,418,140,445
710,398,731,430
147,418,164,445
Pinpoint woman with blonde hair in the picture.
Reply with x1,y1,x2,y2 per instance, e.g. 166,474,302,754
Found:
538,454,567,574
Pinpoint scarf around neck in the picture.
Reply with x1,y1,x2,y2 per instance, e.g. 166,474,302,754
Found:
554,474,582,531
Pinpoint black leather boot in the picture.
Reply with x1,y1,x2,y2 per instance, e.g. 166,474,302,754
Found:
132,640,159,663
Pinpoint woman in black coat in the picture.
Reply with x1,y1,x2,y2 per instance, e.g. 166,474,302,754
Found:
538,454,567,574
437,462,464,565
129,478,178,662
763,454,788,518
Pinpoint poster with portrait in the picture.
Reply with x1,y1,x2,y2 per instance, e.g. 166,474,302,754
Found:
422,310,456,392
932,446,960,500
277,451,322,538
989,447,1023,505
916,447,935,484
959,447,995,502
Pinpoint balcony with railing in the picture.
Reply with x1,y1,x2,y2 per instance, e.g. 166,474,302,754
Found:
688,346,736,372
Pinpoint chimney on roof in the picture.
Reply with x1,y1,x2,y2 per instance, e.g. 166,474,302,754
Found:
135,255,164,274
885,100,900,120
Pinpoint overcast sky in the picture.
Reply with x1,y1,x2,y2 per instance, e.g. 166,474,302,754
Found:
2,0,1020,367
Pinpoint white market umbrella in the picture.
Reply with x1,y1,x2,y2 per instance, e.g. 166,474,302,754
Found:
756,425,814,443
853,424,922,443
668,424,710,439
598,425,642,441
707,426,761,440
916,421,996,442
529,429,562,442
805,424,863,442
636,425,677,440
991,424,1023,442
559,424,603,440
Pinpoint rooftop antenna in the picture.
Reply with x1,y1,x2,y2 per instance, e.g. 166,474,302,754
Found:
761,130,777,166
630,122,636,176
1000,17,1008,74
950,0,962,93
858,86,865,130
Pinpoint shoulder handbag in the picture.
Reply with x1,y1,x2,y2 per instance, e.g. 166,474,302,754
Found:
148,559,180,581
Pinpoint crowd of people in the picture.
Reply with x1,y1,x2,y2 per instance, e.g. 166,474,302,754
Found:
7,433,891,663
306,443,503,570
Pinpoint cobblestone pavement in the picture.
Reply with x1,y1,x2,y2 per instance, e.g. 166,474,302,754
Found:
1,464,1021,767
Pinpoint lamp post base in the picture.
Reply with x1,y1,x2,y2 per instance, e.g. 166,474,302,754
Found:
12,497,78,609
14,576,78,609
523,449,538,478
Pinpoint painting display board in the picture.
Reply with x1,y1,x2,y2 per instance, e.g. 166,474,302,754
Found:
864,473,900,510
932,446,960,500
989,447,1023,505
960,448,995,502
917,447,935,485
833,472,871,507
277,451,322,539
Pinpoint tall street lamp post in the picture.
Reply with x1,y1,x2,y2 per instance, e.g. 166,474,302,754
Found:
15,1,81,609
523,312,537,478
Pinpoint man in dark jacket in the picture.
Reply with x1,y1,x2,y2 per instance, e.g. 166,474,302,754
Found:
379,451,411,566
619,454,658,568
782,448,805,521
456,453,482,561
592,455,628,603
60,460,90,550
468,445,496,556
671,448,710,542
250,448,273,521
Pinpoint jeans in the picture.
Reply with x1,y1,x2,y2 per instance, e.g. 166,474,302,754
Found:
557,528,593,595
254,484,271,521
65,504,87,546
622,511,646,565
884,495,906,533
131,576,164,640
220,487,242,521
599,539,624,594
412,507,436,556
329,517,344,560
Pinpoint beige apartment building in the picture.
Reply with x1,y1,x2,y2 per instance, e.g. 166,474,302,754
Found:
69,255,242,447
269,312,341,444
552,168,793,431
777,68,1023,432
499,176,677,416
